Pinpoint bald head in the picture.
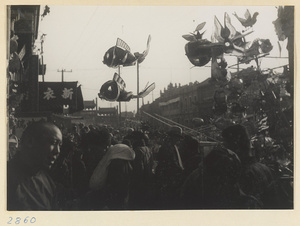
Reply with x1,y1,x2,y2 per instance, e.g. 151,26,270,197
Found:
20,122,62,170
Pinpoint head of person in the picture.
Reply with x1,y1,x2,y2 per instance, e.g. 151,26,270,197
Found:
122,139,132,148
181,135,199,157
87,127,111,151
128,131,146,148
127,128,134,136
8,134,19,160
221,124,251,160
202,147,242,201
167,126,183,144
20,122,62,171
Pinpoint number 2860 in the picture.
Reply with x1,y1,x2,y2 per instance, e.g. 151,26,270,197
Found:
7,217,36,224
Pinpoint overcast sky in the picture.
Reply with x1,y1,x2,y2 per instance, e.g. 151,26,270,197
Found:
37,5,289,112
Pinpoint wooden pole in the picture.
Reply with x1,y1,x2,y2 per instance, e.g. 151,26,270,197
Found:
137,61,140,117
118,66,122,124
57,68,72,82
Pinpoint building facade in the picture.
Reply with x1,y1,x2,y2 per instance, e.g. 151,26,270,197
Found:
141,78,217,128
8,5,41,115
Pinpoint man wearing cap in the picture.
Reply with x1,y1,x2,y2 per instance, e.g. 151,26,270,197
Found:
155,126,185,209
8,134,19,161
7,121,63,210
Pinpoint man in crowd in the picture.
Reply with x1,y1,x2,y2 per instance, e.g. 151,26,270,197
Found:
155,126,185,209
127,131,154,209
7,121,63,210
221,124,280,208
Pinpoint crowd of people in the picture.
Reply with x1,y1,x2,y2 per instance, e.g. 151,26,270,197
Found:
7,120,293,210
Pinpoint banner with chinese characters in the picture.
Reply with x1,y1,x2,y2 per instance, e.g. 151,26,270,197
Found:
39,82,84,113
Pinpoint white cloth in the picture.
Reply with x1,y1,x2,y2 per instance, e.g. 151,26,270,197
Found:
89,144,135,191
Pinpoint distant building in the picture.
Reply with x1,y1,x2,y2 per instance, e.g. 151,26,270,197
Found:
84,100,96,110
96,107,118,127
8,5,41,115
73,100,119,127
141,78,217,128
121,111,134,118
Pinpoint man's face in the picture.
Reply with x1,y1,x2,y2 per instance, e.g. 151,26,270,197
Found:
34,125,63,170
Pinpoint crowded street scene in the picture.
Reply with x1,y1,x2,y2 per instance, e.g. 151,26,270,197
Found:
6,4,294,214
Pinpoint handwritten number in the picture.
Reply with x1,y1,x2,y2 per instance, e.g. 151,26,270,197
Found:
15,217,21,224
30,217,36,223
7,217,13,224
7,217,36,224
24,217,29,223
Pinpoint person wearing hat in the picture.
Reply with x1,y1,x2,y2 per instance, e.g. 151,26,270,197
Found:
159,126,184,169
154,126,185,209
8,134,19,161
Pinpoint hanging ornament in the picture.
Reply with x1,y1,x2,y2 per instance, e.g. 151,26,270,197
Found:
98,73,155,102
183,22,224,67
103,35,151,68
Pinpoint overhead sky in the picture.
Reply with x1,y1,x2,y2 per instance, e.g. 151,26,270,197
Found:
37,5,289,112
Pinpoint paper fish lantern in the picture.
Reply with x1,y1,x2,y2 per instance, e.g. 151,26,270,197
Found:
103,35,151,68
183,22,225,67
184,39,224,67
98,73,155,102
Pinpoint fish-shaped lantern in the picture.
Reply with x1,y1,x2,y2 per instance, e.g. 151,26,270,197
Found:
103,35,151,68
98,73,155,102
183,22,224,67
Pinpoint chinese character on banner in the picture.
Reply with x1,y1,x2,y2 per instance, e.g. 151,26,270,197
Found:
43,87,56,100
62,88,73,100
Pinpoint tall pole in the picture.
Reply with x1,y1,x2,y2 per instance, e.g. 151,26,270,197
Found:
41,39,44,82
57,68,72,82
41,55,44,82
118,66,122,124
137,61,140,116
95,97,98,114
